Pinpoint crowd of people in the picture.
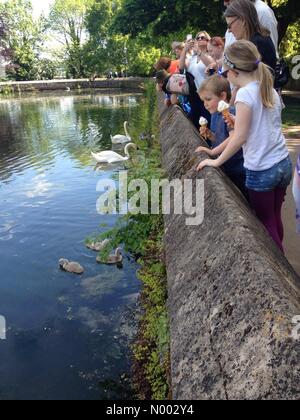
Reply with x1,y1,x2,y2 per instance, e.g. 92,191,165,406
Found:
155,0,299,254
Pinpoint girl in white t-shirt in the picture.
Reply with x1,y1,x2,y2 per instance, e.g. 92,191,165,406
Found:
197,40,292,252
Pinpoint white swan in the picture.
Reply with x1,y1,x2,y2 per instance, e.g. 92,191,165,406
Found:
91,143,137,164
111,121,132,144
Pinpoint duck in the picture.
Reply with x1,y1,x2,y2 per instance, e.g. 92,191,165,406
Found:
59,259,84,275
111,121,132,144
91,143,137,164
86,238,110,252
96,248,123,265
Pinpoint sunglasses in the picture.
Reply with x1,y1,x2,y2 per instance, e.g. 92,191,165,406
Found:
196,36,208,41
220,69,239,78
227,17,240,30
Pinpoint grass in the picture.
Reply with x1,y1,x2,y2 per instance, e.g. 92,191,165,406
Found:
282,96,300,129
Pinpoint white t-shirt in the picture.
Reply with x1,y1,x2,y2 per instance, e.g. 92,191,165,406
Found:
235,81,289,171
254,0,279,54
188,55,207,90
225,30,236,50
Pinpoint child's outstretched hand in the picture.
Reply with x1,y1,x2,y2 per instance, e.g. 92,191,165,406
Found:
195,146,214,156
223,113,235,129
197,159,219,172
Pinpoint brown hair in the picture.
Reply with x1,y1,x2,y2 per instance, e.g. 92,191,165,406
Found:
156,70,170,84
199,74,232,102
225,40,275,108
224,0,270,40
209,37,225,48
154,57,172,71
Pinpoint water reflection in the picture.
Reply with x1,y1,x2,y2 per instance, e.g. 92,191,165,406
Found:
0,89,154,400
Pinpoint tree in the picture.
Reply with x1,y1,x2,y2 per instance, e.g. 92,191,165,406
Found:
0,0,45,81
269,0,300,44
49,0,96,78
112,0,225,38
112,0,300,53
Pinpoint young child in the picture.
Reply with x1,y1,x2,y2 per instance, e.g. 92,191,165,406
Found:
197,40,293,253
196,74,247,198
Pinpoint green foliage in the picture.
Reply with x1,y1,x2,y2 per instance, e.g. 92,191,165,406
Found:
0,0,45,81
280,19,300,57
113,0,225,38
49,0,96,78
112,0,300,59
1,0,300,80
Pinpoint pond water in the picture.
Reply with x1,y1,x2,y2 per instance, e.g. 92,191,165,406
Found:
0,88,155,400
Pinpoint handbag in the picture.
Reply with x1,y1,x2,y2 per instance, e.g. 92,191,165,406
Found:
166,74,190,95
274,59,290,89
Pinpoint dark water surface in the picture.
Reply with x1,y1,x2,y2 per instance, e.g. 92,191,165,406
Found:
0,89,154,400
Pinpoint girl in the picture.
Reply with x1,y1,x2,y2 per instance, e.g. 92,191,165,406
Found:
197,40,293,252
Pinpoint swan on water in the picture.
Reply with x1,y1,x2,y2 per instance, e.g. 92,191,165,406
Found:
91,143,137,164
111,121,132,144
86,238,110,252
96,248,123,265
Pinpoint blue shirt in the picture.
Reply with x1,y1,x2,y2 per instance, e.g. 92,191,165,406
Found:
210,109,245,176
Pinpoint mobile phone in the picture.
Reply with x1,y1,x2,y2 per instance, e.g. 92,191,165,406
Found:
186,34,193,42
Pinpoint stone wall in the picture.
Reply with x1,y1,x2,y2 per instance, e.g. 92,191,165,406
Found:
0,78,146,93
159,99,300,400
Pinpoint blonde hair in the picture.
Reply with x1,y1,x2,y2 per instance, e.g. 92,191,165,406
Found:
199,75,232,102
196,31,211,41
225,40,275,108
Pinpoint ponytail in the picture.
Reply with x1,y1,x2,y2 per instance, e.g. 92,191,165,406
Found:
257,62,275,108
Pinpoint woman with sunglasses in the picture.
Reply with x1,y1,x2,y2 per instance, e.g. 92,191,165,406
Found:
179,31,214,90
179,31,213,129
224,0,276,74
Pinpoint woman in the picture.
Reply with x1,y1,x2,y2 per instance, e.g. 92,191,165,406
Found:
206,37,225,75
179,31,213,128
179,31,214,90
224,0,276,74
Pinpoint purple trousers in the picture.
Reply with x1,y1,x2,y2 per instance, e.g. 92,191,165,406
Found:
248,188,287,253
